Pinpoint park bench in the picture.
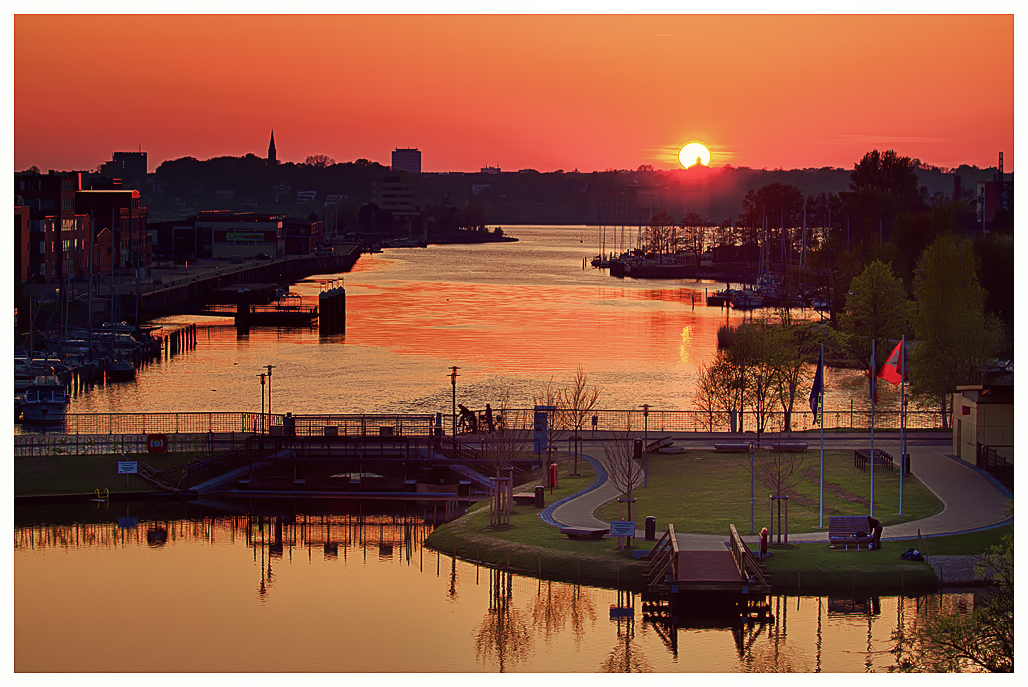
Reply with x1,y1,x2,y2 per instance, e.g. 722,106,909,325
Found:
559,527,609,540
828,515,873,550
714,443,751,453
770,440,808,452
512,493,537,506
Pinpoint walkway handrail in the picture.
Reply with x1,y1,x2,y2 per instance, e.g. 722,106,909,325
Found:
645,524,678,587
729,524,770,592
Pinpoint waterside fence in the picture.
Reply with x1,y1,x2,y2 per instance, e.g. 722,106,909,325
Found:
15,408,947,457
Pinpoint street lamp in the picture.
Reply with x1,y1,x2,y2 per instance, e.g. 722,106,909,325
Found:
449,366,460,435
641,404,650,487
257,373,266,432
265,364,275,416
749,441,756,533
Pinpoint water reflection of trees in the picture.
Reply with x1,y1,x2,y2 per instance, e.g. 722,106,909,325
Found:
601,609,653,673
530,580,596,648
474,569,533,672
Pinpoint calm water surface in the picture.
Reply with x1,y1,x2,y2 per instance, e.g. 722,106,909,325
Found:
14,501,955,673
58,225,884,418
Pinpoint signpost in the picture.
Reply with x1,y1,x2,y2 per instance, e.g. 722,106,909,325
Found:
118,460,138,486
610,520,636,550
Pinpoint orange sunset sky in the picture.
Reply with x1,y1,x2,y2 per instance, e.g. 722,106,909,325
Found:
13,13,1015,174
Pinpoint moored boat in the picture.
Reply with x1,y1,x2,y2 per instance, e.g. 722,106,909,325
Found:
730,290,763,309
21,375,69,425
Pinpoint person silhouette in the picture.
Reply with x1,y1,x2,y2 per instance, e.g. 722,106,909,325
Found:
485,403,495,432
867,515,883,550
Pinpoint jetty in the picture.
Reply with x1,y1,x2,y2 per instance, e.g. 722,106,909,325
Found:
642,524,771,621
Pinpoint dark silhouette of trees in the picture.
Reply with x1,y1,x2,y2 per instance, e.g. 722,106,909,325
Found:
304,154,335,168
842,260,912,365
909,233,1003,423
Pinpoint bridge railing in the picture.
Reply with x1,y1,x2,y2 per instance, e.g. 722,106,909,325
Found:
644,524,678,588
729,524,770,593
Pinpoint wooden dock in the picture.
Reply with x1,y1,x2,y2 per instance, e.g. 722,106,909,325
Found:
643,524,772,622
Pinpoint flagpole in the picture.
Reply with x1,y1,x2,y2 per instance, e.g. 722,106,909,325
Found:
819,344,825,529
899,335,906,515
870,340,875,517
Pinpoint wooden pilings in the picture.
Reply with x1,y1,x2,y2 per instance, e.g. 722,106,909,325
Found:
318,286,346,336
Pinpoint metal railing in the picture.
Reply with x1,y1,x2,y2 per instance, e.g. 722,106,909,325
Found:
977,444,1014,492
450,408,946,434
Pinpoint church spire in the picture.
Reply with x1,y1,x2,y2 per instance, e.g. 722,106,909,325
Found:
268,130,277,165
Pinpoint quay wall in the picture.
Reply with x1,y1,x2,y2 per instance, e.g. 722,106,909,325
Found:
139,245,360,314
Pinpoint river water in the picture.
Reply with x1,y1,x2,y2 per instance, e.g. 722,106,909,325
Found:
13,500,964,673
56,225,889,419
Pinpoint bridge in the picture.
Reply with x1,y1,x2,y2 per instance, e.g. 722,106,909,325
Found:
642,524,771,621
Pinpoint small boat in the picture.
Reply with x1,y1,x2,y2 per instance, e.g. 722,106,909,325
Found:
104,357,137,382
731,290,764,309
21,375,69,425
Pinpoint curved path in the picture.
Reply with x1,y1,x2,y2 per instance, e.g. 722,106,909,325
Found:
546,433,1012,552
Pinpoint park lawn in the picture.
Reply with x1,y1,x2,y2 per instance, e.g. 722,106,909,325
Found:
14,452,210,497
425,463,648,586
760,539,938,592
594,449,943,536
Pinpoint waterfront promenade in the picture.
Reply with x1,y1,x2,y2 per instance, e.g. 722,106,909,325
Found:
546,433,1012,582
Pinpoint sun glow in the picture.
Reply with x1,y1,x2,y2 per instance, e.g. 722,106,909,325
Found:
679,142,711,168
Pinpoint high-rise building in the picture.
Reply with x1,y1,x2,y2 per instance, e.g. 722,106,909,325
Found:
373,175,417,217
391,148,421,174
112,151,147,179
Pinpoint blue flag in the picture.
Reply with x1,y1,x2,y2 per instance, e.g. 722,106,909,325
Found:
809,347,824,424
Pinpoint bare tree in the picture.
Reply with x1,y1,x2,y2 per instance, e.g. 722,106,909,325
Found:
304,154,335,168
558,365,601,476
604,419,644,546
483,388,531,526
559,364,601,433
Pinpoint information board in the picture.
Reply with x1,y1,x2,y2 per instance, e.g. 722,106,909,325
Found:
117,461,138,474
609,521,636,537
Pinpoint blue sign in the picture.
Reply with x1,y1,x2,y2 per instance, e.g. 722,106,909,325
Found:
118,461,138,474
609,521,636,537
533,405,555,453
118,517,138,529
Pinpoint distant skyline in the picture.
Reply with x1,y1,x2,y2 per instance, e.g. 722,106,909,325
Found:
13,13,1015,174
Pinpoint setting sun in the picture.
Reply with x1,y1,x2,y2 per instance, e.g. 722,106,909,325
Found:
679,142,711,168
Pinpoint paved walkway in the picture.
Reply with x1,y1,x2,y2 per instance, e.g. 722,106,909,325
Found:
546,433,1012,553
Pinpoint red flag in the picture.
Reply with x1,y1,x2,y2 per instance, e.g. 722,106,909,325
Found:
878,340,904,385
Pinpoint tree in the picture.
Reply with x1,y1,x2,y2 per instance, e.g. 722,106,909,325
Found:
644,210,676,261
850,149,920,205
603,418,644,546
304,154,335,168
558,364,601,435
482,388,531,527
890,534,1013,672
841,259,912,365
680,210,706,266
693,350,742,430
909,234,1003,423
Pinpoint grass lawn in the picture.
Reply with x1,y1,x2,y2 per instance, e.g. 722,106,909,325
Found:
14,452,212,497
425,463,648,588
595,449,942,535
426,449,1004,593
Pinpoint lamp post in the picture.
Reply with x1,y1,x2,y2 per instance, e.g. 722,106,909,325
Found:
749,441,755,533
257,373,266,432
449,366,460,436
641,404,650,487
264,364,275,416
